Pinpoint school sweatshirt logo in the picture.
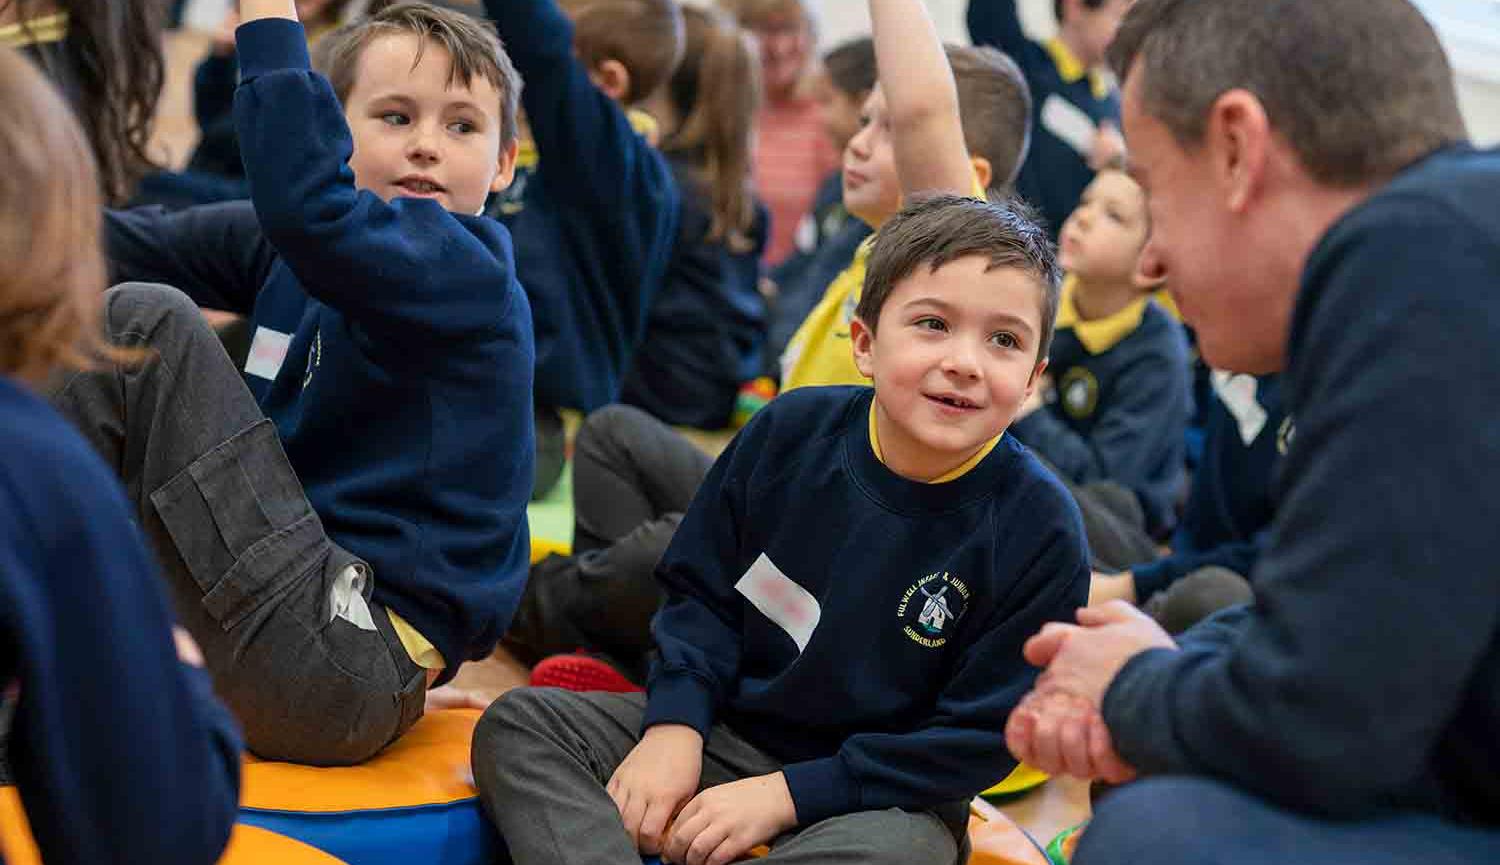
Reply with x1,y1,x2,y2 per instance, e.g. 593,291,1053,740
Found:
897,572,971,648
1059,367,1100,420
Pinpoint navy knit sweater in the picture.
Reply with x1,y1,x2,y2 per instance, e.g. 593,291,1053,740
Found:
1009,300,1190,537
104,19,535,681
1104,145,1500,823
0,378,241,865
644,386,1089,825
967,0,1120,238
1131,374,1285,600
482,0,679,412
620,157,770,429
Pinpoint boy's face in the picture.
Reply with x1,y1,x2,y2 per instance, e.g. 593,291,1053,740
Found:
343,34,518,216
1058,170,1149,285
1069,0,1133,66
842,86,903,228
851,256,1047,477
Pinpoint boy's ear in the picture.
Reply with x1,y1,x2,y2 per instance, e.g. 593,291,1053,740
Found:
969,156,993,193
490,138,521,194
1027,356,1049,390
849,315,877,380
587,58,633,104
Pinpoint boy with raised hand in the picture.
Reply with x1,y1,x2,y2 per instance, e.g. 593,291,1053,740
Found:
967,0,1130,239
476,194,1088,865
75,1,534,764
779,0,1032,392
479,0,682,496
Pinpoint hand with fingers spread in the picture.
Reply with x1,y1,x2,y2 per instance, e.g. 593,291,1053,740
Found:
608,724,704,855
1024,601,1176,707
662,772,797,865
1088,120,1127,172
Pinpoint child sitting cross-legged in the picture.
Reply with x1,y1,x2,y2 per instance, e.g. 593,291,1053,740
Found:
1008,167,1191,543
474,194,1090,865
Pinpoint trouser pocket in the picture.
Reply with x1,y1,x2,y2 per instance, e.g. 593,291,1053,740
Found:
150,419,327,630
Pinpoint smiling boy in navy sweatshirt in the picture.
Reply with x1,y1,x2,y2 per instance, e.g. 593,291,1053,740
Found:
73,1,533,766
475,194,1089,865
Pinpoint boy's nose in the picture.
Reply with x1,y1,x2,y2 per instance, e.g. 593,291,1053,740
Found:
406,126,442,163
941,342,982,379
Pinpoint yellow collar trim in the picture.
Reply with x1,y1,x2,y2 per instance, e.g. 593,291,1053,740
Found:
1055,274,1150,355
868,402,1002,484
627,109,659,143
0,12,68,48
1044,38,1109,101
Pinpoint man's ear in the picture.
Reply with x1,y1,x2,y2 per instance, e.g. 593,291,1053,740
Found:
1207,89,1271,214
587,58,633,103
490,138,521,193
850,315,877,380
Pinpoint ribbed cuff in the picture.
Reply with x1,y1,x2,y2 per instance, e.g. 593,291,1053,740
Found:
780,756,859,826
642,669,717,738
236,18,311,81
1129,559,1173,603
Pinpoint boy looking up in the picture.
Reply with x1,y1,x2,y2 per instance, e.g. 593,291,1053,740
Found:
1010,167,1190,537
73,1,534,765
968,0,1131,238
779,0,1032,391
475,194,1089,865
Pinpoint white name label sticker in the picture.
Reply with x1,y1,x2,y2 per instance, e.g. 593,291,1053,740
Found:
244,326,292,381
735,553,821,653
1212,370,1268,446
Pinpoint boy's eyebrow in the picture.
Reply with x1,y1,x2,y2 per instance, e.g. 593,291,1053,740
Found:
365,91,490,118
902,295,1037,334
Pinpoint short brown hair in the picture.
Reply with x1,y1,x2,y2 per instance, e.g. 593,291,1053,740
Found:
858,194,1062,362
0,46,110,384
948,44,1032,193
316,2,522,146
823,36,876,100
560,0,685,105
1108,0,1467,187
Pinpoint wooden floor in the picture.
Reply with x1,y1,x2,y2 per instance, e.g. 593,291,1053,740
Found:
152,22,1092,851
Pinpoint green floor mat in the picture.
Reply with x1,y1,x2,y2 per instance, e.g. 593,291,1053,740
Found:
526,460,574,545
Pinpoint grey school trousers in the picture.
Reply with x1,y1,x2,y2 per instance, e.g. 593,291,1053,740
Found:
48,284,424,765
473,688,967,865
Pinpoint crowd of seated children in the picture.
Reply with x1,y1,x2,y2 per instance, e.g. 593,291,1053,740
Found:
481,0,682,498
967,0,1129,238
765,36,876,371
0,0,165,205
71,0,535,766
504,0,1038,688
619,5,770,431
1091,373,1286,633
0,43,241,864
718,0,838,267
476,190,1088,865
1007,167,1190,541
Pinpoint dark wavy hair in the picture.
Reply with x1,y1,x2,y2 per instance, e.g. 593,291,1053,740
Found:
10,0,166,204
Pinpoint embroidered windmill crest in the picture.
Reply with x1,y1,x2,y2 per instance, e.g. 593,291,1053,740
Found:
897,571,972,648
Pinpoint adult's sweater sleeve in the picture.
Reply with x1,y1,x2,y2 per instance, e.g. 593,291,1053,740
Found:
783,488,1091,826
0,446,240,864
1101,199,1500,817
966,0,1029,59
104,201,274,314
641,424,762,737
232,19,518,343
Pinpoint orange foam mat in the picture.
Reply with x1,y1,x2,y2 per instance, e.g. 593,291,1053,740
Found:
0,787,347,864
241,708,483,812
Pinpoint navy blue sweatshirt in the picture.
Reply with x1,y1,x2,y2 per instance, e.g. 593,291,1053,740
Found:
1131,374,1285,601
0,378,241,865
1103,145,1500,823
967,0,1120,238
481,0,679,412
1009,299,1190,537
644,386,1090,825
103,19,535,682
620,157,770,429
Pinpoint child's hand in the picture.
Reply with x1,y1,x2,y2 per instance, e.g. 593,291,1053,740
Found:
608,724,704,855
662,772,797,865
173,626,205,667
1088,570,1137,606
1088,121,1127,172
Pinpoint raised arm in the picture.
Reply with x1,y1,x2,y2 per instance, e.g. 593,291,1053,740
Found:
870,0,977,198
966,0,1029,59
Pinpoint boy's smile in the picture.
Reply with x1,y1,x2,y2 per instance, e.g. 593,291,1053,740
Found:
343,33,517,215
851,255,1048,481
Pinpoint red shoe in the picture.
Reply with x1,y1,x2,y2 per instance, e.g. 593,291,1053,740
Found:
529,651,643,693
